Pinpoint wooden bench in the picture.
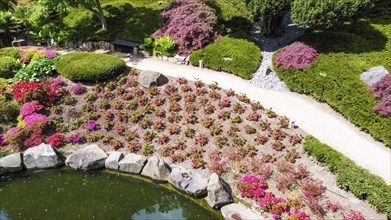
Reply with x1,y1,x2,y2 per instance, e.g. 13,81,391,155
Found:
110,39,139,56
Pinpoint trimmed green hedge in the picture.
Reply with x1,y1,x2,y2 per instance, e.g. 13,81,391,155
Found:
189,36,262,80
303,136,391,218
55,52,126,82
0,47,20,59
0,56,23,79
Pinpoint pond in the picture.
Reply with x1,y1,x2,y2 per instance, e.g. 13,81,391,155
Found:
0,169,221,220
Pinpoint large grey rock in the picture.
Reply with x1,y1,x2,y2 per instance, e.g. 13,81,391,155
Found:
221,203,266,220
118,153,147,174
24,143,62,169
0,153,23,175
360,66,389,86
105,151,124,170
65,144,107,170
168,165,208,197
141,155,171,182
205,173,233,209
138,70,168,88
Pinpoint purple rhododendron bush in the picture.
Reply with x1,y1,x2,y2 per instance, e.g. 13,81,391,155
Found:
0,71,384,219
275,42,318,70
152,0,218,56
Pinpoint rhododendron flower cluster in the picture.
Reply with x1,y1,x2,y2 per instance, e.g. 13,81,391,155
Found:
12,81,64,106
23,113,49,126
237,174,267,200
86,120,100,131
20,101,43,118
71,82,87,95
275,42,318,70
370,74,391,116
287,209,311,220
259,192,289,219
47,132,65,148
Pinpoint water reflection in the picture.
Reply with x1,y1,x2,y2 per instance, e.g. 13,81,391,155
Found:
132,203,183,220
0,210,9,220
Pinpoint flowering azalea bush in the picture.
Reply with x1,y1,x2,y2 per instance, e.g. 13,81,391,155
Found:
275,42,318,70
342,210,365,220
12,81,64,106
71,82,87,95
23,113,49,126
0,134,5,146
237,174,267,200
47,132,65,148
20,101,43,118
65,133,83,143
259,192,289,219
287,209,311,220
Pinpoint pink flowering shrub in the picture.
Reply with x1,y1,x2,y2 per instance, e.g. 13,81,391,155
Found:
47,132,65,148
86,120,100,131
65,133,83,143
152,0,218,56
370,74,391,116
259,192,289,219
0,134,5,146
287,209,311,220
299,178,325,199
275,42,318,70
237,174,267,200
20,101,43,118
71,83,87,95
24,113,49,126
342,210,365,220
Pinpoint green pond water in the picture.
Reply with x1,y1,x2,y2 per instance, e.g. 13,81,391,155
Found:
0,169,221,220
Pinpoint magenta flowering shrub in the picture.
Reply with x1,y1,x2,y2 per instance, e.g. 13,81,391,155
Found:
0,134,5,146
44,50,57,59
47,132,65,148
86,120,100,131
299,178,325,199
152,0,218,56
275,42,318,70
342,210,365,220
20,101,43,118
237,174,267,200
287,209,311,220
24,113,50,126
71,82,87,95
65,133,83,143
370,74,391,116
259,192,289,219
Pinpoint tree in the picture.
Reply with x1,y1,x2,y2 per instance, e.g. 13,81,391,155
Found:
291,0,373,29
152,0,218,56
38,0,107,29
0,0,16,11
247,0,291,35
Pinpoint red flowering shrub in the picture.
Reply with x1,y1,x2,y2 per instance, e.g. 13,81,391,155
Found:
12,81,64,106
299,178,325,199
259,192,289,219
371,74,391,116
152,0,218,56
237,174,267,200
47,132,65,148
275,42,318,70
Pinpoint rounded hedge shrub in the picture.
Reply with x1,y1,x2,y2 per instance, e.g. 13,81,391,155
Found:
55,52,126,82
0,56,23,79
189,36,261,79
0,47,20,59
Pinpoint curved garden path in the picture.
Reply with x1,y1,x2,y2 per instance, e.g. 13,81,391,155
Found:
127,57,391,184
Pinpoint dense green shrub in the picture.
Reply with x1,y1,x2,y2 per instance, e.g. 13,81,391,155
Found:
0,78,20,124
13,57,61,82
0,56,23,79
303,136,391,218
0,47,20,59
189,36,261,79
153,36,177,57
55,52,126,82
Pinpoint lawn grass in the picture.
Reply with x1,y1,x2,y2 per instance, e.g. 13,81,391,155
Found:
275,1,391,146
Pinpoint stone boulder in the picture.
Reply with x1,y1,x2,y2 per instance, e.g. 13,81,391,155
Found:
141,155,171,182
360,66,389,86
205,173,233,209
23,143,62,169
138,70,168,88
105,151,124,170
168,165,208,197
118,153,147,174
0,153,23,175
65,144,108,170
221,203,266,220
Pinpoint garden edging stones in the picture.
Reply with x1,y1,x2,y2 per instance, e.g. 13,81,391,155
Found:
65,144,108,170
0,153,23,175
105,151,124,170
23,143,62,169
118,153,147,174
205,173,234,209
168,165,209,197
141,155,171,182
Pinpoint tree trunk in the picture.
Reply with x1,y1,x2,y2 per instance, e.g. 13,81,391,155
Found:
94,0,107,29
261,16,284,36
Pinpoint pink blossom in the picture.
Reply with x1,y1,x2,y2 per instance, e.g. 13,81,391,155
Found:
20,101,43,118
23,113,49,126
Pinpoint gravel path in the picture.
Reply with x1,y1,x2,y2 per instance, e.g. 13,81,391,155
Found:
127,57,391,184
250,12,307,90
